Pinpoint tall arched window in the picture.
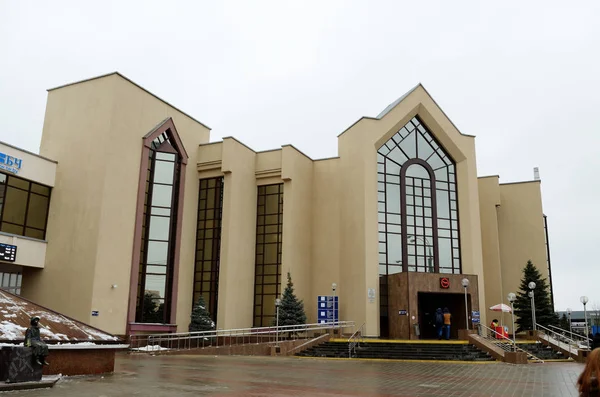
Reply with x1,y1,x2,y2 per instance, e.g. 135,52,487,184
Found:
377,116,461,336
377,116,460,277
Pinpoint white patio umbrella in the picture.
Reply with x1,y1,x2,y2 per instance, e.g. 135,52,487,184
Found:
489,303,512,313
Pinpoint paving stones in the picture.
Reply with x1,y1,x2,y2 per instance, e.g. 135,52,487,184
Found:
25,353,584,396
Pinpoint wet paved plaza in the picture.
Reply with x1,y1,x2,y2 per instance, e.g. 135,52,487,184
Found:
27,353,583,396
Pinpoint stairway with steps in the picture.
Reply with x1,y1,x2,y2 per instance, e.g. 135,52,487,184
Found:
297,341,495,361
517,342,568,360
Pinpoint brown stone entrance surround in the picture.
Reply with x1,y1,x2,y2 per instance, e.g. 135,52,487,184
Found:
387,273,479,339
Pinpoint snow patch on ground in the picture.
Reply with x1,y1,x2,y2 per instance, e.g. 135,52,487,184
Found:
2,313,16,318
132,345,170,352
0,321,26,340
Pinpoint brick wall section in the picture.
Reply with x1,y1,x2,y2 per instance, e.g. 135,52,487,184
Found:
42,349,117,376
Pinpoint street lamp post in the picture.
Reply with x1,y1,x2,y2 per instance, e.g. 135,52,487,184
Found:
275,298,281,349
408,236,434,273
581,296,589,349
507,292,517,350
528,282,537,331
332,283,337,298
566,307,573,341
461,278,470,330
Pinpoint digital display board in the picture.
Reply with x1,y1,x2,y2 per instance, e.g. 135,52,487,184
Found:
0,243,17,262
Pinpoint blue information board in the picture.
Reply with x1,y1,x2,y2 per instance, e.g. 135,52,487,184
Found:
317,296,339,324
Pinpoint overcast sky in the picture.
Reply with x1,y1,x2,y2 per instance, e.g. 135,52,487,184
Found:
1,1,598,312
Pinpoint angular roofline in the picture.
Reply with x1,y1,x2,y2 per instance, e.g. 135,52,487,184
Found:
0,140,57,164
338,83,476,138
47,72,211,130
203,137,341,162
477,175,500,179
499,180,541,186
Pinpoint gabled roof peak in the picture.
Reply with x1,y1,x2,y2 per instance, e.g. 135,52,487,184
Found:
47,72,210,130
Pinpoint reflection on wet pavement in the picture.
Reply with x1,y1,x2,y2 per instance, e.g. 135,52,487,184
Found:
26,353,583,396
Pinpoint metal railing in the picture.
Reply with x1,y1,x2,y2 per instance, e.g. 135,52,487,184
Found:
348,322,365,358
544,324,592,349
129,321,355,352
477,324,543,363
286,333,331,356
536,323,590,354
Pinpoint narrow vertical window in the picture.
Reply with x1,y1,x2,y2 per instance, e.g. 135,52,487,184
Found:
136,135,181,324
193,177,224,323
253,184,283,327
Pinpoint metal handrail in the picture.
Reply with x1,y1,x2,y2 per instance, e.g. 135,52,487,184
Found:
286,333,330,356
477,324,544,363
129,321,355,352
545,324,591,346
348,322,365,358
536,323,589,352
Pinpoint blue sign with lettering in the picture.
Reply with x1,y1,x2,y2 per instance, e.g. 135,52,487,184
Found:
471,310,480,323
0,152,22,175
91,311,99,317
0,243,17,262
317,296,339,324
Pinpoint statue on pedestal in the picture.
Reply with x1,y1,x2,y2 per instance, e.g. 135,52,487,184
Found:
25,316,49,366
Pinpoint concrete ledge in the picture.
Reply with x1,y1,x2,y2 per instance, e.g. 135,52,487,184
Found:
468,334,505,362
505,352,528,364
42,348,116,376
458,329,477,341
578,349,591,363
0,377,58,391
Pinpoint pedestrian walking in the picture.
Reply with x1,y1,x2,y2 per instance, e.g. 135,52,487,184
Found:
443,308,452,340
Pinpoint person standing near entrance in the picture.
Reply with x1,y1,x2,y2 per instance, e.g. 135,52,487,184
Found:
443,308,452,340
435,308,444,340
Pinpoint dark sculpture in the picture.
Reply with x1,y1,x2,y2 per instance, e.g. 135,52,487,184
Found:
24,316,49,366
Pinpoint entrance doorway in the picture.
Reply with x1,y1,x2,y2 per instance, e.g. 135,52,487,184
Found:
418,292,471,340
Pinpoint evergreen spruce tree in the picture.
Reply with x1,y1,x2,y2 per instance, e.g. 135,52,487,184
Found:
559,313,570,330
513,260,558,332
274,272,307,327
189,296,215,332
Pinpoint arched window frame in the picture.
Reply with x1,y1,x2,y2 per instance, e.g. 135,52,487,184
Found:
377,116,461,276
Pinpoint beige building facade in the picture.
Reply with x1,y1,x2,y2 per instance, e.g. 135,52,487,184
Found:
4,73,551,338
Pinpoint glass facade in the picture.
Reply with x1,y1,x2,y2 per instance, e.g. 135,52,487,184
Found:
0,173,51,240
193,177,224,323
253,184,284,327
0,271,21,295
135,133,181,324
377,116,461,334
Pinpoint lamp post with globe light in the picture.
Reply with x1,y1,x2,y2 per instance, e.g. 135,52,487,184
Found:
461,278,470,330
275,298,281,349
528,282,537,331
566,307,573,341
408,236,434,273
581,296,589,349
507,292,517,349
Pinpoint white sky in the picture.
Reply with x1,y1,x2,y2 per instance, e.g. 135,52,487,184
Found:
1,0,598,312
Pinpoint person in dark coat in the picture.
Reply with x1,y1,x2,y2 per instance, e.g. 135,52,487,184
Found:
434,308,444,340
25,316,49,366
593,333,600,350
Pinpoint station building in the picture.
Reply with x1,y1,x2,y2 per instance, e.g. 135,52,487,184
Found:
3,73,553,339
